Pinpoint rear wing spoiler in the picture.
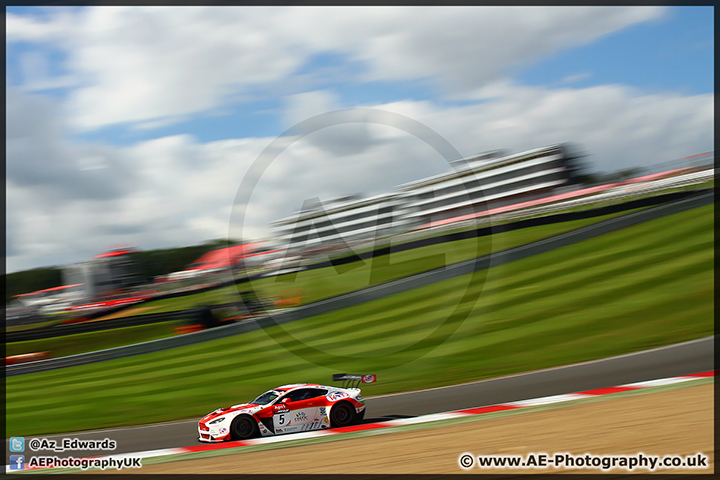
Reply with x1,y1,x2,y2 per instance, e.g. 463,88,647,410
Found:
332,373,377,389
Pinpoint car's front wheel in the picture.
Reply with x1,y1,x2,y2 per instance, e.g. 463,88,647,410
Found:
230,415,258,440
330,401,355,428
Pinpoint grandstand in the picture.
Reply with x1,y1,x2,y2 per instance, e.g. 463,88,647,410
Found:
62,247,143,302
272,143,583,253
271,192,407,254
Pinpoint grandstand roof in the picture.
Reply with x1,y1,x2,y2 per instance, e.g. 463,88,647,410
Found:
94,248,136,259
186,243,261,272
13,284,83,298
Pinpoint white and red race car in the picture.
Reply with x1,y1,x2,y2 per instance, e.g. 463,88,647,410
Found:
198,374,376,442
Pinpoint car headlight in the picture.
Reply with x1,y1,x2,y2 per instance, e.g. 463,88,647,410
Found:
209,417,226,425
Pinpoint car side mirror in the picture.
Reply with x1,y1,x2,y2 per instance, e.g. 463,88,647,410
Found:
282,398,289,403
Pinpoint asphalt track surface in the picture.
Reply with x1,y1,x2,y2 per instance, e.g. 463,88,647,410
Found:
7,190,713,377
7,336,713,457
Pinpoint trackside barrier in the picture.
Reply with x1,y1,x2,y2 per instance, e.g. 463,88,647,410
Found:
174,325,205,335
5,352,51,365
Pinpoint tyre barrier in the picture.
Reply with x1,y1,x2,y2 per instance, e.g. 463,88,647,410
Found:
6,352,51,365
174,324,205,335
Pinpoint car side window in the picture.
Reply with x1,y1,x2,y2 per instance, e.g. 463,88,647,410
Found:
308,388,328,398
283,388,329,402
283,389,311,402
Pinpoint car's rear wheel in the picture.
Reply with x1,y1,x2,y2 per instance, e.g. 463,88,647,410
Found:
230,415,258,440
330,401,355,428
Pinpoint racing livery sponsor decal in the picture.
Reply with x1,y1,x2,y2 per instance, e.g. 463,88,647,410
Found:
326,391,350,402
362,375,377,384
274,413,290,427
295,411,308,421
319,407,327,416
273,405,289,413
301,421,324,431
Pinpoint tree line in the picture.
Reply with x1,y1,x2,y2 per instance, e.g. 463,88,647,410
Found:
5,239,238,305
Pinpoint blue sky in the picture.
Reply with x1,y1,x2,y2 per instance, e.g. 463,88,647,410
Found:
5,6,714,272
517,6,713,95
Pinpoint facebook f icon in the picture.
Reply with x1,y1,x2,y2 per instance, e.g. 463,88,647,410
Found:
9,455,25,471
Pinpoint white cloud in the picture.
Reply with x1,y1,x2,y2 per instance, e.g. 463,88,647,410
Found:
7,6,712,274
283,90,342,130
6,10,78,43
227,82,713,250
383,81,713,173
6,78,713,272
7,6,666,130
5,87,269,272
561,72,592,84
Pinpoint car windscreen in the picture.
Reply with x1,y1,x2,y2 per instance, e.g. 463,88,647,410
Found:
252,390,280,405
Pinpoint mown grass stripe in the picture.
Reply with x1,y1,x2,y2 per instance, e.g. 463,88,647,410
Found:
282,236,711,355
479,242,712,320
440,269,712,362
476,255,711,340
483,219,712,296
489,203,712,278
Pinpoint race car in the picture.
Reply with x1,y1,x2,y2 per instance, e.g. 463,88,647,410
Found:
198,374,376,442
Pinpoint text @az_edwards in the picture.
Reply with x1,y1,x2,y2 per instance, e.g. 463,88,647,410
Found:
23,437,116,453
